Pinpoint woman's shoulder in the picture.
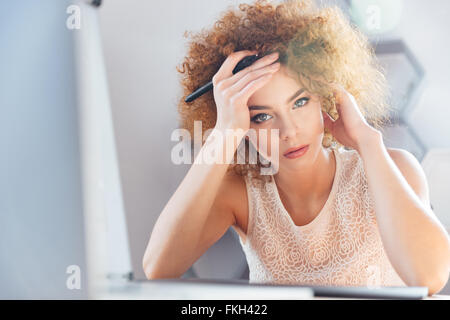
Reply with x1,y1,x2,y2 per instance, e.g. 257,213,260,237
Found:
337,145,414,163
336,146,364,169
333,147,367,188
336,146,358,158
337,145,417,173
385,147,431,207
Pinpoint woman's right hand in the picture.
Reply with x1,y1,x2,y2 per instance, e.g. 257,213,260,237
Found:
212,50,281,135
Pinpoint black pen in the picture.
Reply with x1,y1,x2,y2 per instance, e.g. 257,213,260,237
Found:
184,54,261,103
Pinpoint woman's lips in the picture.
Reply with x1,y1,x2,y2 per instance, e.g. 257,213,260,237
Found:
283,144,309,159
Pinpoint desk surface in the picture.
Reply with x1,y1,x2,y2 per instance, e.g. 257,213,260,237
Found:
93,279,450,300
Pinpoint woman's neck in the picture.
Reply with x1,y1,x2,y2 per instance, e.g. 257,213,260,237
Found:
273,147,336,206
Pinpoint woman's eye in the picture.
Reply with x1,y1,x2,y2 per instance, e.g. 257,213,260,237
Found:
250,97,309,124
251,113,272,124
294,97,309,108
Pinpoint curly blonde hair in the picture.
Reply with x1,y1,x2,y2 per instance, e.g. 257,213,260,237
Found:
176,0,392,182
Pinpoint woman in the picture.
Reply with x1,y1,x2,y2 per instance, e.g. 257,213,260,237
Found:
143,0,450,295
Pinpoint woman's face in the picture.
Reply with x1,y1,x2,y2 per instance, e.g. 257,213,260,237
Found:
246,65,325,171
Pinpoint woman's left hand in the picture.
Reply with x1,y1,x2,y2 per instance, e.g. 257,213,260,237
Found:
322,83,380,152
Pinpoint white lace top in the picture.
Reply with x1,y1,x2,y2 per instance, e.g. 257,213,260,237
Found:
232,146,406,287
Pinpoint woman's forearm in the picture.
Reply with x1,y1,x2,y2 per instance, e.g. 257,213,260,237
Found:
143,128,243,278
357,131,450,293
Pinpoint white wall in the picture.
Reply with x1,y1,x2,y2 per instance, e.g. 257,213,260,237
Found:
390,1,450,148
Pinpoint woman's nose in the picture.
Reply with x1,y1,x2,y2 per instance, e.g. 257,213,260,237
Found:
279,117,299,141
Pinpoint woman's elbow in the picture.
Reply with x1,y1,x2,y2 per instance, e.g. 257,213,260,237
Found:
143,261,162,280
142,254,182,280
416,268,450,296
415,245,450,296
142,253,157,280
